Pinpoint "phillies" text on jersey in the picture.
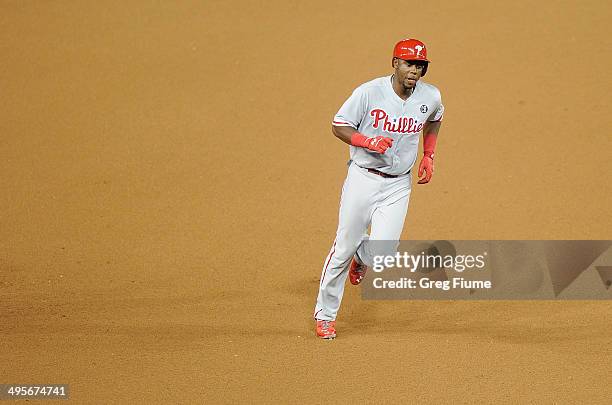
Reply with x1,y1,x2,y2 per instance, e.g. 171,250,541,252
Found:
370,108,423,134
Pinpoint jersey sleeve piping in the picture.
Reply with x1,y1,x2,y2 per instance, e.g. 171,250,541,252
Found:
332,120,356,127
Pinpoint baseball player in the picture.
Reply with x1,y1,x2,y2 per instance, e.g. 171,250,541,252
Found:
314,39,444,339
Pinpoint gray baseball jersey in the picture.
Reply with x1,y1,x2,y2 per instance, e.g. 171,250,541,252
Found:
332,75,444,175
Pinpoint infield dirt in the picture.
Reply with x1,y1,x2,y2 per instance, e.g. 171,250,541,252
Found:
1,1,611,403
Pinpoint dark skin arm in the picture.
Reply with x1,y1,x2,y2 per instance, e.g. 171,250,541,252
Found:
332,125,393,153
422,120,441,139
332,125,357,145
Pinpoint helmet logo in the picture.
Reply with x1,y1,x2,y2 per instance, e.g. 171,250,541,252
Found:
414,45,424,57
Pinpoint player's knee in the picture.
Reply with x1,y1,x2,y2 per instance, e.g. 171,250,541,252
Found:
333,243,361,263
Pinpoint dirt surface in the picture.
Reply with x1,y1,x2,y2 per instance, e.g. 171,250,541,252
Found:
1,1,611,403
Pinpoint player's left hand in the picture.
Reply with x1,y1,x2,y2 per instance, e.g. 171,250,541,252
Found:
417,155,434,184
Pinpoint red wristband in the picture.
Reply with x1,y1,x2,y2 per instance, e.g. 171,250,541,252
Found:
423,132,437,158
350,132,369,148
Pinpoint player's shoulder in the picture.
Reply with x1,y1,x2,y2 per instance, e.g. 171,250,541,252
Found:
417,80,442,100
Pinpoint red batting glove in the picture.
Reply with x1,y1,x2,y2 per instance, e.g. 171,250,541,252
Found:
417,151,434,184
351,133,393,154
418,132,438,184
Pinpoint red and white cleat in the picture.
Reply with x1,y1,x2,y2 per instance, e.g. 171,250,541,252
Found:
316,320,337,339
349,256,367,285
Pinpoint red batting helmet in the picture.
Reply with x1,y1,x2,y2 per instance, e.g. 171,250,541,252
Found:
393,38,429,62
392,38,429,75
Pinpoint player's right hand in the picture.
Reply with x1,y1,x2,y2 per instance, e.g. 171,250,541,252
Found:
350,132,393,154
365,136,393,154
